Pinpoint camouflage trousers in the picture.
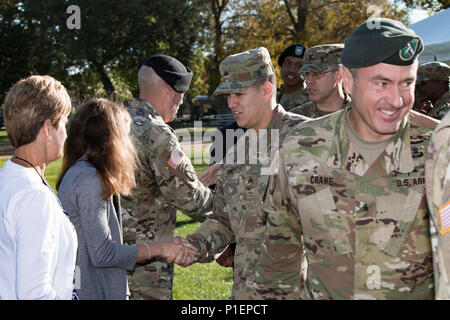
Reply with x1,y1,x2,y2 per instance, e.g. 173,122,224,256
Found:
127,257,174,300
123,206,177,300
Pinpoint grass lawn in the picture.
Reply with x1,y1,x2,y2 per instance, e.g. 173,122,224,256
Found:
0,130,8,141
0,136,233,300
173,211,233,300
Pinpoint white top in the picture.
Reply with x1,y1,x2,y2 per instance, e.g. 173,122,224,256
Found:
0,159,78,300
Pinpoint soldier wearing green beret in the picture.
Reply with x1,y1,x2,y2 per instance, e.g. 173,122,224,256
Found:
254,18,439,299
175,47,310,299
414,61,450,120
276,44,310,111
290,44,350,118
121,55,213,300
425,111,450,299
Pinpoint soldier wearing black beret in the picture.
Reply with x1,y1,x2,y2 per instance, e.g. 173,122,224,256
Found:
276,43,310,111
143,54,193,94
121,55,213,300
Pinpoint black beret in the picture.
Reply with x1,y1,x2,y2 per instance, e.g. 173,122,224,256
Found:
143,54,193,93
278,44,306,67
341,18,424,68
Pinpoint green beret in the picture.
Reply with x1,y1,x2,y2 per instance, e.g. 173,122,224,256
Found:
341,18,424,68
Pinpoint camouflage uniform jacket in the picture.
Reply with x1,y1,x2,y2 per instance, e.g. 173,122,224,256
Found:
426,111,450,299
187,104,309,300
428,90,450,120
255,105,438,300
121,98,213,298
290,93,351,118
276,83,310,111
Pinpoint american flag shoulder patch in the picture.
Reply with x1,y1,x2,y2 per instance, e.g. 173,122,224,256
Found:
439,201,450,235
168,148,184,170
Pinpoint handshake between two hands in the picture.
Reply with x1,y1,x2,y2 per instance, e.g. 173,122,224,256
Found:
162,236,198,267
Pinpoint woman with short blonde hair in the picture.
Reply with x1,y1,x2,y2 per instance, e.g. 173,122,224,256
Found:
5,75,72,149
0,75,77,300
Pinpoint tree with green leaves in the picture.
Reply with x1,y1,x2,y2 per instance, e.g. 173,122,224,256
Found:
398,0,449,10
0,1,72,103
0,0,207,105
202,0,231,95
218,0,408,85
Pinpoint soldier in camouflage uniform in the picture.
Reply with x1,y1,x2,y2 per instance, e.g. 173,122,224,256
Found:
121,55,213,300
414,61,450,120
254,18,439,300
177,47,310,300
290,44,350,118
276,44,310,111
425,111,450,299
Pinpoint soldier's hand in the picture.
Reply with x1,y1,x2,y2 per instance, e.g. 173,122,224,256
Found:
215,245,234,268
168,237,199,267
198,163,222,187
173,249,198,267
172,236,189,246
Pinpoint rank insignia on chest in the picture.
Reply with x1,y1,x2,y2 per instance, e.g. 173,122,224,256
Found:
439,201,450,235
168,148,184,170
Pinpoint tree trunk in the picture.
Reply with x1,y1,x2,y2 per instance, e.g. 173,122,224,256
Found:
96,63,115,95
209,0,228,94
294,0,307,42
284,0,308,42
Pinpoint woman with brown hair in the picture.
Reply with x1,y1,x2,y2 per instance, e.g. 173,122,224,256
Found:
57,98,196,300
0,75,77,300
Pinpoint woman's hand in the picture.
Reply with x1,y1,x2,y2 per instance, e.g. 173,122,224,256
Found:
137,239,198,265
166,237,199,267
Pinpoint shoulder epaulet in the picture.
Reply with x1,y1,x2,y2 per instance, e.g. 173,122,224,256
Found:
409,110,440,130
290,101,313,115
284,111,311,123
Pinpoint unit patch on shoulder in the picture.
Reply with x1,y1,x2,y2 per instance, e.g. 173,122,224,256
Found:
439,200,450,235
168,148,184,170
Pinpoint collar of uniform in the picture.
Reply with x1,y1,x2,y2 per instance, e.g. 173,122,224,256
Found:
266,104,287,130
243,104,286,166
130,98,162,120
312,93,352,117
326,103,414,175
277,82,306,98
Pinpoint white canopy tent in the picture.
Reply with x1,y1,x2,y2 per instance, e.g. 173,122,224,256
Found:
408,8,450,65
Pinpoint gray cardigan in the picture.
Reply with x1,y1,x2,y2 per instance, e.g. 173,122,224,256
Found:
58,156,138,300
